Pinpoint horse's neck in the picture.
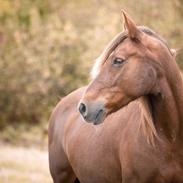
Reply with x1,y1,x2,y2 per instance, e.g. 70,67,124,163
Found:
153,65,183,143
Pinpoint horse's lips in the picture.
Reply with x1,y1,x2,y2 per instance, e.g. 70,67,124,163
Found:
93,109,104,125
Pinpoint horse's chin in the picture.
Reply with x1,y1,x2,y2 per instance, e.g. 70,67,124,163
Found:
93,117,105,125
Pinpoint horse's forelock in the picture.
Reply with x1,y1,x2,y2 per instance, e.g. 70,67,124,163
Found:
91,32,128,79
91,56,102,79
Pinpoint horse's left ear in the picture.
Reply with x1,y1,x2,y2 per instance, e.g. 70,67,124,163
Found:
122,10,142,40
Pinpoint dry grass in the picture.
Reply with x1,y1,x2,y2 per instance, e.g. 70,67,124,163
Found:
0,144,52,183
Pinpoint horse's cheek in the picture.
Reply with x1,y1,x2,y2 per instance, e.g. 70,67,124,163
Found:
122,65,156,97
136,66,157,95
144,66,157,92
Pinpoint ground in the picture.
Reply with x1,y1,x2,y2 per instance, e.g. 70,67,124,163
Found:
0,144,52,183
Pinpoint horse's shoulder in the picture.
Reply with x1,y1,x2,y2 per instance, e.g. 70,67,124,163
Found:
62,86,87,106
52,86,87,115
48,86,87,143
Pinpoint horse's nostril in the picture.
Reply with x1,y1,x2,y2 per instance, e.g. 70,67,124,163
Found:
79,103,87,117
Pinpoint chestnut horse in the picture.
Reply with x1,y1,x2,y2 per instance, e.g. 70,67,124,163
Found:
48,12,183,183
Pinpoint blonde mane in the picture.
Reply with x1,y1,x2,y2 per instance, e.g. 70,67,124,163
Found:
138,96,160,146
91,31,127,79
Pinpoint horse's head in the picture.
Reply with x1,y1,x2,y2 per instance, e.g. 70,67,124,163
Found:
78,11,175,125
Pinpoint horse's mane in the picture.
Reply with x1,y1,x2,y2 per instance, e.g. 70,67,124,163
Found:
91,26,169,145
138,96,159,146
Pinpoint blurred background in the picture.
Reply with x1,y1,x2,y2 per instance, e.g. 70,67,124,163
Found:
0,0,182,182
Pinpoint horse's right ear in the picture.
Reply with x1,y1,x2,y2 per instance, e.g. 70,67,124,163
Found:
122,10,142,41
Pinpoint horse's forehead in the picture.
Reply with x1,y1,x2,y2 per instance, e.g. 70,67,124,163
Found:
114,39,140,56
117,40,132,51
115,35,162,57
91,32,164,79
91,40,141,79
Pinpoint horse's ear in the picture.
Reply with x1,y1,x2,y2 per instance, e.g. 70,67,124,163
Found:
122,10,141,40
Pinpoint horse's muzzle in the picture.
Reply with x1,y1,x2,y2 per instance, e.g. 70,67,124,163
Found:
78,101,105,125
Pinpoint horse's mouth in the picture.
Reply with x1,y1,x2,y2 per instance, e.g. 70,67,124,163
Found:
81,108,106,125
93,109,105,125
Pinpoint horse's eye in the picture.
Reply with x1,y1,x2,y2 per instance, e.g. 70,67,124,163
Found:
112,58,125,66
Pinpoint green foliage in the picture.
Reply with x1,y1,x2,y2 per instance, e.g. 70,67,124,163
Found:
0,0,183,129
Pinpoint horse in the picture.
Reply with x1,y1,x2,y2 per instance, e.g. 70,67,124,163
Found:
48,11,183,183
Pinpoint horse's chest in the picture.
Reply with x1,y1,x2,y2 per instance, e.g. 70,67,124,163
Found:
125,150,183,183
121,160,183,183
118,138,183,183
65,128,122,183
156,160,183,183
154,147,183,182
67,149,121,183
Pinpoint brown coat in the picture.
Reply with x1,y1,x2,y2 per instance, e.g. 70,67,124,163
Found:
48,12,183,183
